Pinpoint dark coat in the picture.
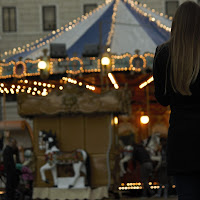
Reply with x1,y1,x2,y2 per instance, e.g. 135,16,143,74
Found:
133,144,152,165
153,43,200,176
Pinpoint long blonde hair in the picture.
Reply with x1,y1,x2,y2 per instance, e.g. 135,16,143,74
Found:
169,1,200,95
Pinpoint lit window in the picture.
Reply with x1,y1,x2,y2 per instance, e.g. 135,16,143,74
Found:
166,1,179,17
2,7,16,32
43,6,56,31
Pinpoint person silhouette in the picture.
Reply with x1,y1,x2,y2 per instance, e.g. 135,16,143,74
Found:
153,1,200,199
3,137,19,200
132,143,154,198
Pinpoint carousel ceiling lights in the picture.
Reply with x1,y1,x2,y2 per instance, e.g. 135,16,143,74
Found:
108,73,119,89
139,76,154,89
140,115,149,125
113,116,118,125
0,76,96,97
118,182,176,191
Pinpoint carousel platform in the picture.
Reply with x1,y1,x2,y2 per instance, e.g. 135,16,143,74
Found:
33,186,108,200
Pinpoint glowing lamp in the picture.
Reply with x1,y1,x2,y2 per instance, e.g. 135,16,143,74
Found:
114,116,118,125
107,48,111,52
140,115,149,124
38,61,47,70
101,56,110,66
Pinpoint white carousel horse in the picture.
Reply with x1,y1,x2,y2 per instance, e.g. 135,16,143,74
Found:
119,145,134,176
143,133,161,162
39,130,88,188
67,149,88,188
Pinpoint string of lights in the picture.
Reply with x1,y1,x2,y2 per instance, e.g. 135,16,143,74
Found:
0,77,96,97
139,76,154,89
124,0,172,33
119,182,176,190
106,0,120,47
108,72,119,89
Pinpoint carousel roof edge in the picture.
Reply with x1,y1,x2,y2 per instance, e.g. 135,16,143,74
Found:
0,52,154,80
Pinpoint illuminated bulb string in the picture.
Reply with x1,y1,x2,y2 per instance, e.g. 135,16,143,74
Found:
106,0,120,47
118,182,176,190
139,76,154,89
0,77,96,96
125,0,171,33
108,73,119,89
62,77,95,91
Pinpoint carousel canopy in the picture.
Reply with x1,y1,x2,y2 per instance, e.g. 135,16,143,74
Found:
2,0,171,63
0,0,171,102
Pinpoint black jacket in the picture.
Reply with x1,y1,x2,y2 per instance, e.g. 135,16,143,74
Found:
153,43,200,175
132,144,152,165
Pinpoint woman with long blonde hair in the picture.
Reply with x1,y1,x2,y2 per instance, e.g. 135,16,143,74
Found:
153,1,200,199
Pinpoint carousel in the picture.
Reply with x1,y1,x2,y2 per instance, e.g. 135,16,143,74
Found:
0,0,172,199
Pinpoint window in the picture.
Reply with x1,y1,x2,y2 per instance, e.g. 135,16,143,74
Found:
2,7,16,32
43,6,56,31
84,4,97,15
166,1,179,17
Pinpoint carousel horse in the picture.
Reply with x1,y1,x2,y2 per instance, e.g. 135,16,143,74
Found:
119,134,162,177
67,148,88,188
39,130,89,188
39,130,60,186
143,133,161,162
119,145,134,176
118,134,135,176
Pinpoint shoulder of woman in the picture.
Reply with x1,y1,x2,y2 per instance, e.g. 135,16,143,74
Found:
156,43,169,58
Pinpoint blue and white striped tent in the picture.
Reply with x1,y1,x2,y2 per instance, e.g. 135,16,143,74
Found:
3,0,171,63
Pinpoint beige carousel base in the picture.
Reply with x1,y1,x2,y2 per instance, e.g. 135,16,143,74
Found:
57,177,85,189
32,186,108,200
